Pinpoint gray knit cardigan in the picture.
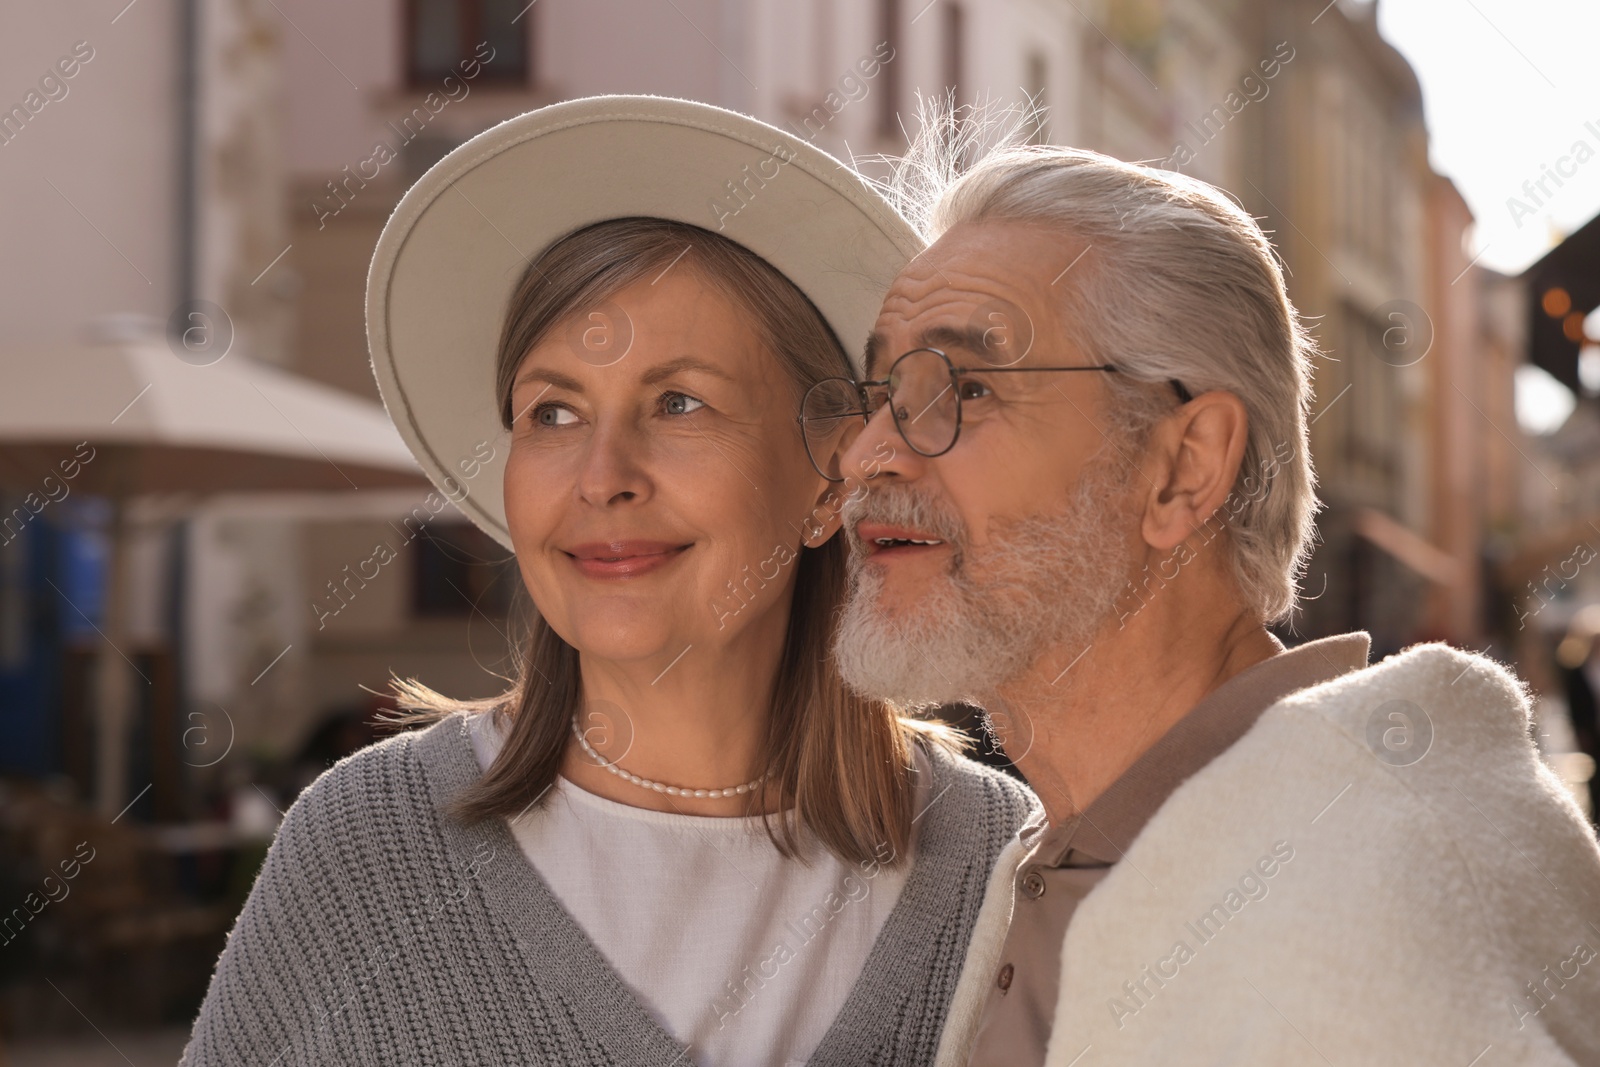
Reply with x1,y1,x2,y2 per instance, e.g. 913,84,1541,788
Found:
178,710,1040,1066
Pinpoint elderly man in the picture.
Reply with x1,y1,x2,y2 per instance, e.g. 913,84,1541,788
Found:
803,143,1600,1064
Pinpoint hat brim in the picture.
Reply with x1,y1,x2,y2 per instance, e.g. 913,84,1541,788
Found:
366,94,922,552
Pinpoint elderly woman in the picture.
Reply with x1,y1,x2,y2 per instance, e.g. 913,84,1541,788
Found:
177,97,1038,1067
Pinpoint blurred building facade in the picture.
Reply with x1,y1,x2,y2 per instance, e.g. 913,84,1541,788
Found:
3,0,1563,814
1513,215,1600,725
284,0,1538,665
7,0,1600,1042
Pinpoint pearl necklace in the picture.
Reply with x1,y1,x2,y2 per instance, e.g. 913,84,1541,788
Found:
569,716,768,799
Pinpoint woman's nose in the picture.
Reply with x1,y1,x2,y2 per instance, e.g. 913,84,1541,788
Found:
575,422,653,506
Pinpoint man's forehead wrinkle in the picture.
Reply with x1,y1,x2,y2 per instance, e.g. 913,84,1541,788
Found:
901,245,1043,301
878,239,1060,354
876,287,994,336
886,263,1018,308
888,259,952,301
940,254,1056,299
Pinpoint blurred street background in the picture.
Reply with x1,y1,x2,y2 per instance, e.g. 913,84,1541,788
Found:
3,0,1600,1061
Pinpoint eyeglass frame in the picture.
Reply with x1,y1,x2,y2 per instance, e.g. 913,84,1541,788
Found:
796,346,1194,483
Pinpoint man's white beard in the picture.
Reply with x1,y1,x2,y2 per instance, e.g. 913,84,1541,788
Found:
832,449,1136,709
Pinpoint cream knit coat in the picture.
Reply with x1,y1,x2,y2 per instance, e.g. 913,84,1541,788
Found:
935,643,1600,1066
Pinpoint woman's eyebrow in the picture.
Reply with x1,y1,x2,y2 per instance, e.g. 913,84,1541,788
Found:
640,356,736,385
513,366,585,392
514,356,734,393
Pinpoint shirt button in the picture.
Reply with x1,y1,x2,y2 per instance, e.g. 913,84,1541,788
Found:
997,963,1014,992
1021,871,1046,899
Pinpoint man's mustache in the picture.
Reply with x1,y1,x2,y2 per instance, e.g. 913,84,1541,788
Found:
842,483,967,554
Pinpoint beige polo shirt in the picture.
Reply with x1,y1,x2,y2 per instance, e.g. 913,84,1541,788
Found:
965,631,1371,1067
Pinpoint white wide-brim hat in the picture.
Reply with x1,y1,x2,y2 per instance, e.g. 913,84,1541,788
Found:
366,94,922,552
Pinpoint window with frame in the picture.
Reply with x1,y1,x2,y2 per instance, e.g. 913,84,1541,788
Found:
405,0,531,88
410,521,519,619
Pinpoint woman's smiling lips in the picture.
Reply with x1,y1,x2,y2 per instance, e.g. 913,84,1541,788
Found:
563,540,692,579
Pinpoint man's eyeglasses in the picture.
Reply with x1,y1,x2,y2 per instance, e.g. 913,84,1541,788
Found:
797,346,1191,483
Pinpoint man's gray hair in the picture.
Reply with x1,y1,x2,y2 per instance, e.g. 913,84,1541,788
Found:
877,107,1321,623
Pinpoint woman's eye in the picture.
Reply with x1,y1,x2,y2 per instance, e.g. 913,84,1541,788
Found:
533,403,578,428
662,392,706,416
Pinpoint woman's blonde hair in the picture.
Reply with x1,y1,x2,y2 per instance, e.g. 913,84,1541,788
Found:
380,216,962,865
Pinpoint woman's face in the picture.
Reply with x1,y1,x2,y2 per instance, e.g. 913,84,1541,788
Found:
504,267,834,667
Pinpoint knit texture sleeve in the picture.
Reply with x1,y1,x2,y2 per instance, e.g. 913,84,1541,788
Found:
175,720,629,1066
177,727,440,1066
177,717,1044,1067
807,744,1043,1067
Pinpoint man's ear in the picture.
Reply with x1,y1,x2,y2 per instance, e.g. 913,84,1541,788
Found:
1141,390,1249,552
799,478,850,548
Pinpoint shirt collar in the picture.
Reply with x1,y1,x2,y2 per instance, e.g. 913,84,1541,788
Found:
1028,631,1371,868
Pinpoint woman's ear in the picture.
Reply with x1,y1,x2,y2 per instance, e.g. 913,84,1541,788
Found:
799,479,850,548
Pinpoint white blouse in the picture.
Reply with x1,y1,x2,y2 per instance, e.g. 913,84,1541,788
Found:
466,708,922,1067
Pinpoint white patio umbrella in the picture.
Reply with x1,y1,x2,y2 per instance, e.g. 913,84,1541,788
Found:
0,340,432,819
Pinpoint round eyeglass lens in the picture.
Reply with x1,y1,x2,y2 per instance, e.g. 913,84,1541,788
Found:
800,377,868,481
887,349,960,456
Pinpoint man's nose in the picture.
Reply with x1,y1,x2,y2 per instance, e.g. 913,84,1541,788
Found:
839,403,925,484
